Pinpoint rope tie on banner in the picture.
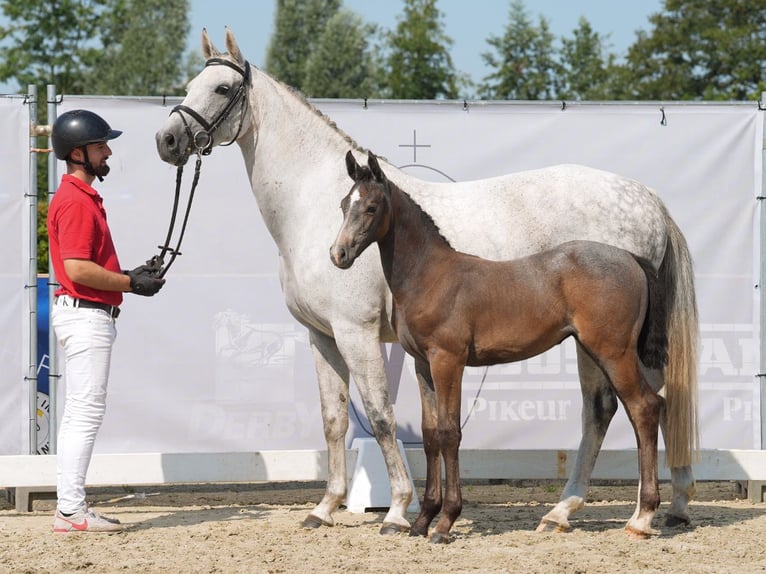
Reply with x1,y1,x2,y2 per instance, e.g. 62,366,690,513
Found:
660,106,667,126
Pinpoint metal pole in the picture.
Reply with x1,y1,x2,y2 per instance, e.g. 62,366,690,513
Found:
761,90,766,451
26,85,38,455
47,84,59,455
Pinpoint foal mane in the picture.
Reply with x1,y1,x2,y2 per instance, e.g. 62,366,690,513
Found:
356,166,453,249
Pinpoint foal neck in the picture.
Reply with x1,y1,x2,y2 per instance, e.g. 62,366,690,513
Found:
378,184,455,287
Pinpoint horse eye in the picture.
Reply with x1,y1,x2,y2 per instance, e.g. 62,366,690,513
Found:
365,205,377,215
215,85,230,96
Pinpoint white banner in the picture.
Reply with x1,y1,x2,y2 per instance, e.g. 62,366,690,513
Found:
3,96,758,455
0,96,30,454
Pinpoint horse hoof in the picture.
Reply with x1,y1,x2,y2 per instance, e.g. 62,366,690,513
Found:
429,532,451,544
409,527,428,538
535,519,571,533
380,522,409,535
665,513,691,528
625,525,658,539
302,514,332,529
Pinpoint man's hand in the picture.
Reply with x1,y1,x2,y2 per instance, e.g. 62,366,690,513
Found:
125,264,166,296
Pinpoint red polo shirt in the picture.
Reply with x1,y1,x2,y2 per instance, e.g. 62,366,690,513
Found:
48,174,123,306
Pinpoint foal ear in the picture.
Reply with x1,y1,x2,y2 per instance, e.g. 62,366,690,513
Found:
201,28,219,59
224,27,245,66
367,152,385,184
345,150,361,181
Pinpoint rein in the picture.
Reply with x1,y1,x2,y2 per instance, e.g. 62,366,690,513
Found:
150,57,251,278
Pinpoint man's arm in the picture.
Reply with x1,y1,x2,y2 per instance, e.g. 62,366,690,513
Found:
63,258,131,292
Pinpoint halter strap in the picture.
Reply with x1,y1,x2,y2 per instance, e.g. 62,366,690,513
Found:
170,57,251,155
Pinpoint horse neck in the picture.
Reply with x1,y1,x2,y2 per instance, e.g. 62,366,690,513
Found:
378,184,454,296
235,71,358,249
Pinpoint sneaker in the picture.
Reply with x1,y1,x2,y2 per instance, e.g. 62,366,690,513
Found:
53,506,124,533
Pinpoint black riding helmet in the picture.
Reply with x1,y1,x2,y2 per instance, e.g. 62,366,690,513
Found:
51,109,122,161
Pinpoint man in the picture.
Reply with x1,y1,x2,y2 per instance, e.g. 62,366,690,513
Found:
47,109,165,533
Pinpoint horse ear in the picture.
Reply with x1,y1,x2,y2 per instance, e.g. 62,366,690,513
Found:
345,150,360,181
225,27,245,66
201,28,219,59
368,152,385,183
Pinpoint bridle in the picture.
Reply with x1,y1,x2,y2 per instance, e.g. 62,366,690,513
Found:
149,57,251,278
171,57,251,156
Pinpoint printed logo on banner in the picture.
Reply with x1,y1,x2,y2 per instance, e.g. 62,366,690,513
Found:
212,310,301,402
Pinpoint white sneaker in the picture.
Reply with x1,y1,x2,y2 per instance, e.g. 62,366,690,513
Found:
53,506,123,533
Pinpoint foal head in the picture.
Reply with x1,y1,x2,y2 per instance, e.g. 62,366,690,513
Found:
330,151,391,269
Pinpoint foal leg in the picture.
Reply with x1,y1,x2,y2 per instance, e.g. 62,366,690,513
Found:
411,358,441,538
334,328,413,534
429,352,466,544
642,364,695,527
606,358,663,538
537,347,618,533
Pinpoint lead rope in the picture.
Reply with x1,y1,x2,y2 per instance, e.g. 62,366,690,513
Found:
148,153,203,278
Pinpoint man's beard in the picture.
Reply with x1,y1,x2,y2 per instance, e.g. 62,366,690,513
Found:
90,163,109,177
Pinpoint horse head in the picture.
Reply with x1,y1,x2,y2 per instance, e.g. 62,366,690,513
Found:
155,28,252,166
330,151,391,269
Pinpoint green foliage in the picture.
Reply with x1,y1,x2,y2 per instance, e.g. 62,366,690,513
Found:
303,9,384,98
618,0,766,100
384,0,461,99
86,0,190,96
37,200,48,274
265,0,342,90
0,0,110,94
479,0,556,100
0,0,189,95
556,17,615,100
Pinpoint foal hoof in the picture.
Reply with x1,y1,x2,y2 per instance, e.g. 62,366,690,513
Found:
380,522,409,535
301,514,332,529
429,532,451,544
535,519,571,533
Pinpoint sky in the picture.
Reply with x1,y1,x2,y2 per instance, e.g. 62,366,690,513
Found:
1,0,663,94
188,0,664,85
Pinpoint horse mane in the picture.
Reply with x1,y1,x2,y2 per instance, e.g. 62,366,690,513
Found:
226,56,374,157
355,165,453,249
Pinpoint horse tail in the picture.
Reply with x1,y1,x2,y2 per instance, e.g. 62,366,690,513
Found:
654,208,700,468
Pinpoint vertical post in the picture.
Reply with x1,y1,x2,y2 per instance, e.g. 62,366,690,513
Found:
47,84,59,454
761,91,766,450
27,84,38,455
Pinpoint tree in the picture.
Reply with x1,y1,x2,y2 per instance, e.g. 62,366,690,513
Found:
86,0,189,96
385,0,461,99
0,0,189,95
617,0,766,100
479,0,556,100
556,17,615,100
265,0,342,90
0,0,110,94
303,9,383,98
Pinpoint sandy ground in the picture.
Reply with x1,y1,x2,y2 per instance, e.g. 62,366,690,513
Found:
0,480,764,574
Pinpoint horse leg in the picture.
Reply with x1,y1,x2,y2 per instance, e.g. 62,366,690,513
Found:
411,358,441,538
537,346,618,533
334,329,413,534
642,364,695,527
605,357,663,538
301,328,351,529
428,351,465,544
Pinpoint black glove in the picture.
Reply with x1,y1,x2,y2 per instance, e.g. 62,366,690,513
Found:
125,264,166,297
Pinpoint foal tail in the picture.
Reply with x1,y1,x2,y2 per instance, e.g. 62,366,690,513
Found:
635,256,668,371
641,208,700,468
